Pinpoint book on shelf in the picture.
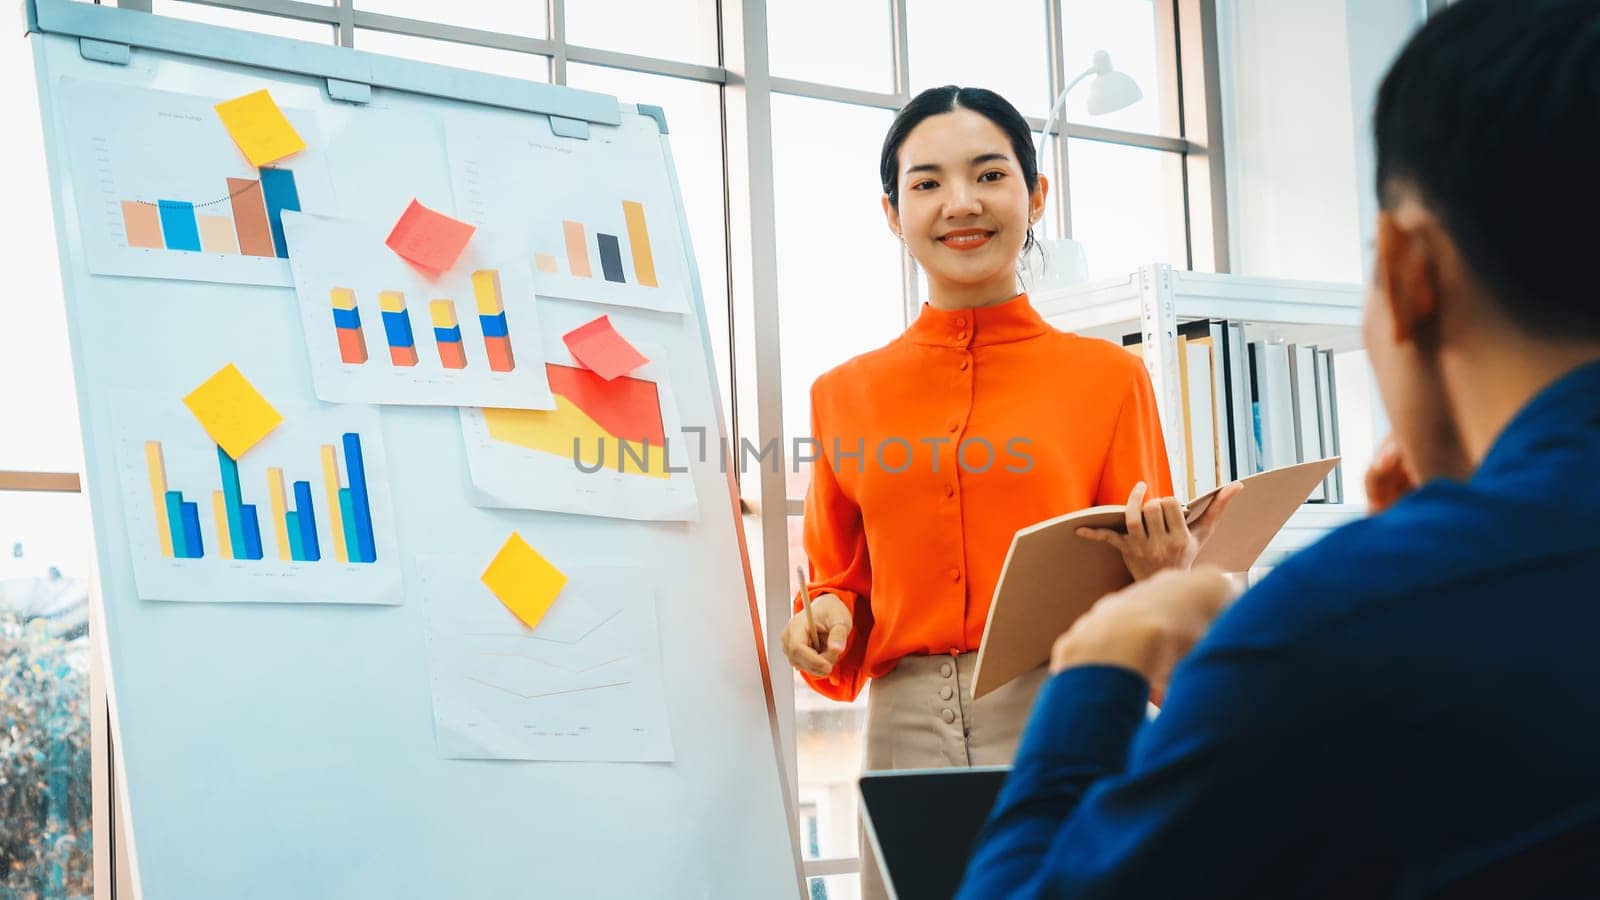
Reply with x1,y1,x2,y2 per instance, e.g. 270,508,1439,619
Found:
1124,321,1343,502
971,457,1341,698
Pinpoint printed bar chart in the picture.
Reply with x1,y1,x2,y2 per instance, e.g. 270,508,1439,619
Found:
430,300,468,370
116,168,301,258
472,270,516,373
380,291,419,367
330,288,368,365
141,434,377,565
539,203,658,287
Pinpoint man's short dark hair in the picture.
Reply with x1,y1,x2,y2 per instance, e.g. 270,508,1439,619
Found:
1374,0,1600,341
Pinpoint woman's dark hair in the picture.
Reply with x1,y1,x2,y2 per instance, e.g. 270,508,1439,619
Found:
879,86,1041,255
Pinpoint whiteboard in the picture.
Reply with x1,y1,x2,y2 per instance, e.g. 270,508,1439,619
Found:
24,1,802,896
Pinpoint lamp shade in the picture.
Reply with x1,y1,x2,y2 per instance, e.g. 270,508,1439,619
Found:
1087,70,1143,116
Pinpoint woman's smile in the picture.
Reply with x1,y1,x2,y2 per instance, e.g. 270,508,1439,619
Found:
937,228,995,251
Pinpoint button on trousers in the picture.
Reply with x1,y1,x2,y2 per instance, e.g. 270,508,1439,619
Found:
858,652,1047,900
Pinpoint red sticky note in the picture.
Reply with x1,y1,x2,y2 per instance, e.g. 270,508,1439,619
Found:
563,315,650,381
385,200,475,274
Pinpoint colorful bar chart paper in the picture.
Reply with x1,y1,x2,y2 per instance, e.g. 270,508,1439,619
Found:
473,270,516,373
117,168,301,259
380,291,419,367
330,288,368,365
141,434,377,565
430,300,468,370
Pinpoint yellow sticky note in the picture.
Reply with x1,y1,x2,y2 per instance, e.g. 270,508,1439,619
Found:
182,364,284,461
481,532,568,630
214,89,306,167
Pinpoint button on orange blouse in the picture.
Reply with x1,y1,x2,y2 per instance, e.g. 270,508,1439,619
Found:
796,294,1174,701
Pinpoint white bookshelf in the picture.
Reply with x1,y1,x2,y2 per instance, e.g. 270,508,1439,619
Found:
1034,264,1374,567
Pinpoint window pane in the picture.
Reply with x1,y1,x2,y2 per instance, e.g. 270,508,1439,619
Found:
1066,139,1186,278
0,30,83,472
565,0,719,66
1060,0,1174,135
790,515,867,886
0,491,93,898
356,0,548,38
353,29,552,81
771,96,903,455
769,0,892,92
908,0,1051,118
565,65,732,431
153,1,336,41
806,874,862,900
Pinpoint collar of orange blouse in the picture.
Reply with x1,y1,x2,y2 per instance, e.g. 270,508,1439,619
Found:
904,293,1051,348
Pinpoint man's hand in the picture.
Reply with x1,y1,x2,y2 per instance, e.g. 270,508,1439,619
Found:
1077,482,1244,581
1365,435,1417,515
780,593,853,678
1049,567,1239,694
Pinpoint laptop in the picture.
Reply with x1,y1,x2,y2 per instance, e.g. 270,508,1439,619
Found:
857,766,1009,900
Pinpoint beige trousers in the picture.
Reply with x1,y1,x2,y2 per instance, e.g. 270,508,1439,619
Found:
857,652,1048,900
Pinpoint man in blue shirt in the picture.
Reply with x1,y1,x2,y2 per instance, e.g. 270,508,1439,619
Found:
958,1,1600,896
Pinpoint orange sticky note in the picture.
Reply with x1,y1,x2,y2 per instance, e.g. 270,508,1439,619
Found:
214,90,306,168
182,364,283,461
385,200,476,275
480,532,568,630
563,316,650,381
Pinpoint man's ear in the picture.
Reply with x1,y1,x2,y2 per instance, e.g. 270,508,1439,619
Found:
1376,206,1441,345
882,194,901,238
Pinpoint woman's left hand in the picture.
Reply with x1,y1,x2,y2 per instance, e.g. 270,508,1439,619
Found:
1077,481,1244,581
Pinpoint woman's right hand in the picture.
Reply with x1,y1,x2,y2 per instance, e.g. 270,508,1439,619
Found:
780,593,853,678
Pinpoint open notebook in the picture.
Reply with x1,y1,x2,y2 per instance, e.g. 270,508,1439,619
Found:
970,457,1341,699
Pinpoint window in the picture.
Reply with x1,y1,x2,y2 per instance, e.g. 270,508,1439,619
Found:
351,30,553,80
1060,0,1176,135
357,0,549,38
565,0,720,65
771,95,903,452
908,0,1052,117
768,0,894,92
151,0,336,41
11,1,1222,889
1066,138,1188,277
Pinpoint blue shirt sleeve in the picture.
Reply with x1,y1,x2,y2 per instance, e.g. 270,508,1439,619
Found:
958,576,1371,899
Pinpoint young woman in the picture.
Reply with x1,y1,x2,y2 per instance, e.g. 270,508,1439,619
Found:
779,86,1238,899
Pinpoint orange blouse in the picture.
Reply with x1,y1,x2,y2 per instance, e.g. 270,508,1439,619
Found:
796,294,1174,701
